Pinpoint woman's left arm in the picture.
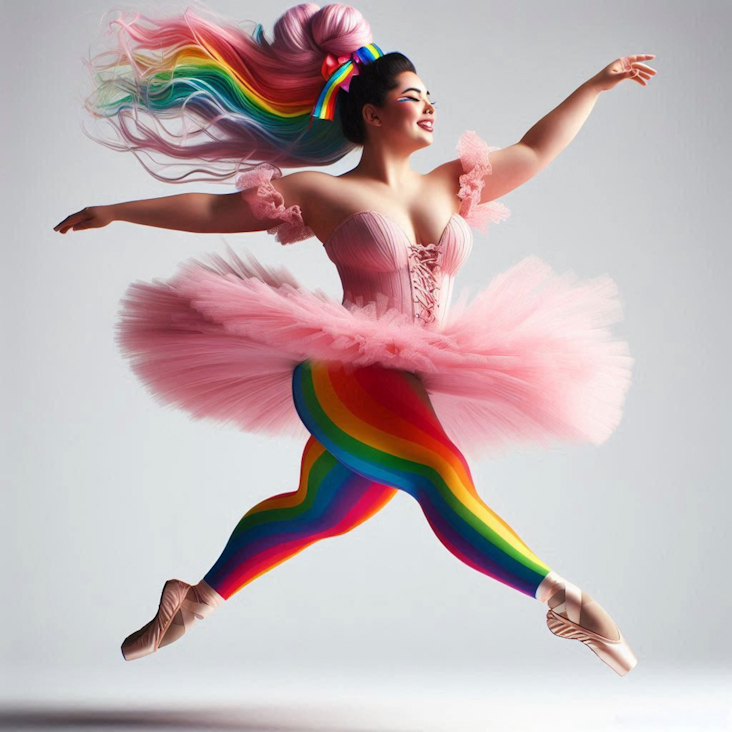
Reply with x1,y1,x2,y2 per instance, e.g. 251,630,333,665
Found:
438,55,657,204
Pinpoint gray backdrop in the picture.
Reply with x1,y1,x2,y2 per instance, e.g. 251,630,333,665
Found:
3,0,730,724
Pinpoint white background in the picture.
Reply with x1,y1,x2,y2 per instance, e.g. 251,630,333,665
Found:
3,0,730,729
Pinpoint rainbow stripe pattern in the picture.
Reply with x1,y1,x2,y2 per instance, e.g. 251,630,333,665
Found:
311,44,385,120
203,360,552,601
83,8,359,174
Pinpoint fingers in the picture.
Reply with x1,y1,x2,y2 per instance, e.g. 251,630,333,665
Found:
53,215,76,234
629,68,655,86
53,209,90,234
633,62,657,74
629,62,656,81
630,73,647,87
625,56,657,87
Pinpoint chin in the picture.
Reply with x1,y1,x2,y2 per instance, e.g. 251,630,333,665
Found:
402,127,433,150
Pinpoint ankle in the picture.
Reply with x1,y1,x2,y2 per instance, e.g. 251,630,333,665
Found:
190,579,225,610
535,570,570,604
537,573,621,641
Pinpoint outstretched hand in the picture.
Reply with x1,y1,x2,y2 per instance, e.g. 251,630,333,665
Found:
53,205,115,234
591,55,657,92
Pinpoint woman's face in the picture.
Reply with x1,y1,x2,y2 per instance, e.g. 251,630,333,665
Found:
364,71,437,150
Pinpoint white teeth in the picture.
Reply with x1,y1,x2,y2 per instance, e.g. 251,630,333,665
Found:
418,122,433,130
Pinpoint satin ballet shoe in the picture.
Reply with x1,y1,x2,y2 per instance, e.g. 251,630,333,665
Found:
120,578,223,661
536,571,638,677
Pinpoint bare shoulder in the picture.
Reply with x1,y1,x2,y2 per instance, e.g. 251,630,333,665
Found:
427,158,464,183
273,164,461,208
269,169,353,234
424,159,464,200
269,169,336,209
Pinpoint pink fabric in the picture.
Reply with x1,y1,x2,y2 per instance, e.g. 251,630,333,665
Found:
457,129,511,232
322,210,471,330
235,130,510,245
235,163,315,245
116,131,634,461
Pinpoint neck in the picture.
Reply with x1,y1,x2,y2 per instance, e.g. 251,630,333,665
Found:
351,137,418,188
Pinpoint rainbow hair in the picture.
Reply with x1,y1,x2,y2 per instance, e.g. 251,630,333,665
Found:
81,2,376,183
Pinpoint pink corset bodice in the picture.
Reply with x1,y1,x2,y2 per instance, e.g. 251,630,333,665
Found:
235,130,511,329
321,210,473,328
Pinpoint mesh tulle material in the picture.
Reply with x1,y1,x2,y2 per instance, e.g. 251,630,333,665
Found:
115,244,634,461
116,130,633,461
235,163,315,245
457,130,511,232
234,130,510,244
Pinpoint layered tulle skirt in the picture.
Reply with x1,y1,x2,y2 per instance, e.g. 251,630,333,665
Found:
115,245,634,461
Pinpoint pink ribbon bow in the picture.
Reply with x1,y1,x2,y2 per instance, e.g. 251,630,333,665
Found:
320,51,363,92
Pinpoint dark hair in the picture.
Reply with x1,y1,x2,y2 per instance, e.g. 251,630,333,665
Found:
336,52,417,145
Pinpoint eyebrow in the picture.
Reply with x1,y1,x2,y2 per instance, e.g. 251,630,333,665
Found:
401,87,431,96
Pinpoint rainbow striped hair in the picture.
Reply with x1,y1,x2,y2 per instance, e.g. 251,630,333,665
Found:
81,2,381,184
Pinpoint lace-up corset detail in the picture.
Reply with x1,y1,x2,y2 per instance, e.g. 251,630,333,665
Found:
407,241,443,326
321,211,471,330
235,130,511,329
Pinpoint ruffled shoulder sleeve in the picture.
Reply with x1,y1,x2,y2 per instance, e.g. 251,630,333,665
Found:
235,162,315,245
456,130,511,233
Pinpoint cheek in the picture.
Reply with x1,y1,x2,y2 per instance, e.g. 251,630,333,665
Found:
395,102,420,123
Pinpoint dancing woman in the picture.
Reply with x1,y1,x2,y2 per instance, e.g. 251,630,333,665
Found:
54,2,655,675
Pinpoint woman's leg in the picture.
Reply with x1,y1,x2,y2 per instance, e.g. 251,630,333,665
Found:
202,434,398,600
292,360,553,599
121,429,397,660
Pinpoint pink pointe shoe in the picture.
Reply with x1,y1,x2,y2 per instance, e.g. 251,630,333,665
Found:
120,578,223,661
536,571,638,677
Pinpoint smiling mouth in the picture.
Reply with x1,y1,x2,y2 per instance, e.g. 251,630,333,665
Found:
417,121,434,132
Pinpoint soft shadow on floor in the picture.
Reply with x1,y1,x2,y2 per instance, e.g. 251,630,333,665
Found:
0,704,386,732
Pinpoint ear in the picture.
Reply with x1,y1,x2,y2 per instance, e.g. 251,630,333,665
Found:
362,102,381,127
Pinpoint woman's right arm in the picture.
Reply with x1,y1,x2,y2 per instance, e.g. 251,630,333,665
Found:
53,173,315,235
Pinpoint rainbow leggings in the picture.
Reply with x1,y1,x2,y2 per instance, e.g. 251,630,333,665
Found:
203,360,553,600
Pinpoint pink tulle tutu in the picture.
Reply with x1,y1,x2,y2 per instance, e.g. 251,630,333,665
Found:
115,244,634,461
